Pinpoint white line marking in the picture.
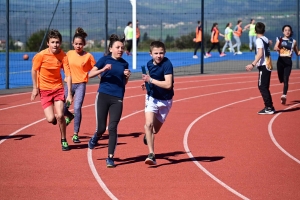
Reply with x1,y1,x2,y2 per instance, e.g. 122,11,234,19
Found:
268,104,300,164
183,89,300,199
1,80,299,111
1,78,299,199
87,149,118,200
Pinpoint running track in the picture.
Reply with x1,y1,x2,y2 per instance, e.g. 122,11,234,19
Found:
0,70,299,200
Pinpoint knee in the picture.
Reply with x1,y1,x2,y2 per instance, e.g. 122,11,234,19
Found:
55,113,64,122
144,123,153,131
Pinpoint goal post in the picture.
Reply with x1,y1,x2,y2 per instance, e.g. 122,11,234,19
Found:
129,0,137,69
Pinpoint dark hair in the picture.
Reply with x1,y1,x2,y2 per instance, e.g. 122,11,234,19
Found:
150,41,166,52
225,23,230,28
250,19,254,23
197,21,201,24
282,25,293,37
107,34,125,53
211,23,218,32
73,27,88,45
127,21,132,26
47,29,62,43
255,22,265,34
237,20,242,24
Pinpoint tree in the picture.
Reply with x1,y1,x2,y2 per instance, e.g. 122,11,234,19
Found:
26,29,48,51
165,35,174,43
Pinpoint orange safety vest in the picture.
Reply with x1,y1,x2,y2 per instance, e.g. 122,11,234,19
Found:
136,27,140,39
195,26,202,42
212,27,219,43
234,25,242,37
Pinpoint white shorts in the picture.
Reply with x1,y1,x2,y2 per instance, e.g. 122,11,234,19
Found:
145,94,173,123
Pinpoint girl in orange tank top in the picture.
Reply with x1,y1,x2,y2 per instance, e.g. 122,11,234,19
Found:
206,23,225,57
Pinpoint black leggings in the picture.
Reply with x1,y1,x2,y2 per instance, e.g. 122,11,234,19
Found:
194,41,205,55
277,57,292,95
207,42,221,54
126,40,132,52
95,92,123,156
258,66,273,108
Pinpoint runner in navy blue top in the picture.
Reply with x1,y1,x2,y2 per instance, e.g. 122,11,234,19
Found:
88,34,131,168
273,25,300,105
141,41,174,165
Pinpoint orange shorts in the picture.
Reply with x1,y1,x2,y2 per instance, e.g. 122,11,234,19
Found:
39,88,65,109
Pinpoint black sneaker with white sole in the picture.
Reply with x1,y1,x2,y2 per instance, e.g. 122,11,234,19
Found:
145,153,156,165
258,107,275,115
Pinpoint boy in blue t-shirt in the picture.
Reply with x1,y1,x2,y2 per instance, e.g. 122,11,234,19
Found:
141,41,174,165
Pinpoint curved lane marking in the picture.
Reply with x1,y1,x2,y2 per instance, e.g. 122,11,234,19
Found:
268,103,300,164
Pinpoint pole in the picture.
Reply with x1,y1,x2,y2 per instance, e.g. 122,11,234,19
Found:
296,0,299,69
105,0,108,55
200,0,204,74
38,0,60,52
5,0,9,89
130,0,137,69
69,0,72,50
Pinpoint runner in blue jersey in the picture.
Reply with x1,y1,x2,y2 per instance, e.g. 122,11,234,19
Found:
88,34,131,168
141,41,174,165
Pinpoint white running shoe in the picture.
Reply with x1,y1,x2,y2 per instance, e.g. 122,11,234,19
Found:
237,51,243,54
193,55,198,59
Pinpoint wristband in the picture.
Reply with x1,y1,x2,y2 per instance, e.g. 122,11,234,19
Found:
251,63,255,67
150,78,153,83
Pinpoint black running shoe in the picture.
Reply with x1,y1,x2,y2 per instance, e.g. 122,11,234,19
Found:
258,107,275,115
65,114,74,126
143,135,147,145
72,134,80,143
52,118,57,125
145,153,156,165
61,141,70,151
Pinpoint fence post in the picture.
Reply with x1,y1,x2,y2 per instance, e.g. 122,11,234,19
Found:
6,0,9,89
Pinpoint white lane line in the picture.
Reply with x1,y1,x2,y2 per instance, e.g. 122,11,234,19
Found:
0,101,40,111
183,89,300,199
1,83,299,199
87,149,118,200
2,71,290,98
268,103,300,164
1,79,299,111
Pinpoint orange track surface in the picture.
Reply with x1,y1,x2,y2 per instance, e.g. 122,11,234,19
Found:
1,70,299,200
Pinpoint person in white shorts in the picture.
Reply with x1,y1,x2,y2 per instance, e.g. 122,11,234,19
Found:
141,41,174,165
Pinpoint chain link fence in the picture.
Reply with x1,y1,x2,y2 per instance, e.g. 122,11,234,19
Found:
0,0,299,89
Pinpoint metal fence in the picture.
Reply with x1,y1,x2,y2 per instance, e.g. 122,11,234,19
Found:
0,0,299,89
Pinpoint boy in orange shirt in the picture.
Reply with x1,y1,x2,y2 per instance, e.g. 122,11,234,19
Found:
31,29,73,151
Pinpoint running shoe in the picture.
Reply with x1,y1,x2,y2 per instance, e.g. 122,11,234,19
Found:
72,134,80,143
220,53,226,57
145,153,156,165
52,118,57,125
65,114,74,126
205,53,212,57
61,141,70,151
237,51,243,54
143,135,147,145
257,107,275,115
88,134,99,149
192,55,198,59
281,95,286,105
106,157,115,168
